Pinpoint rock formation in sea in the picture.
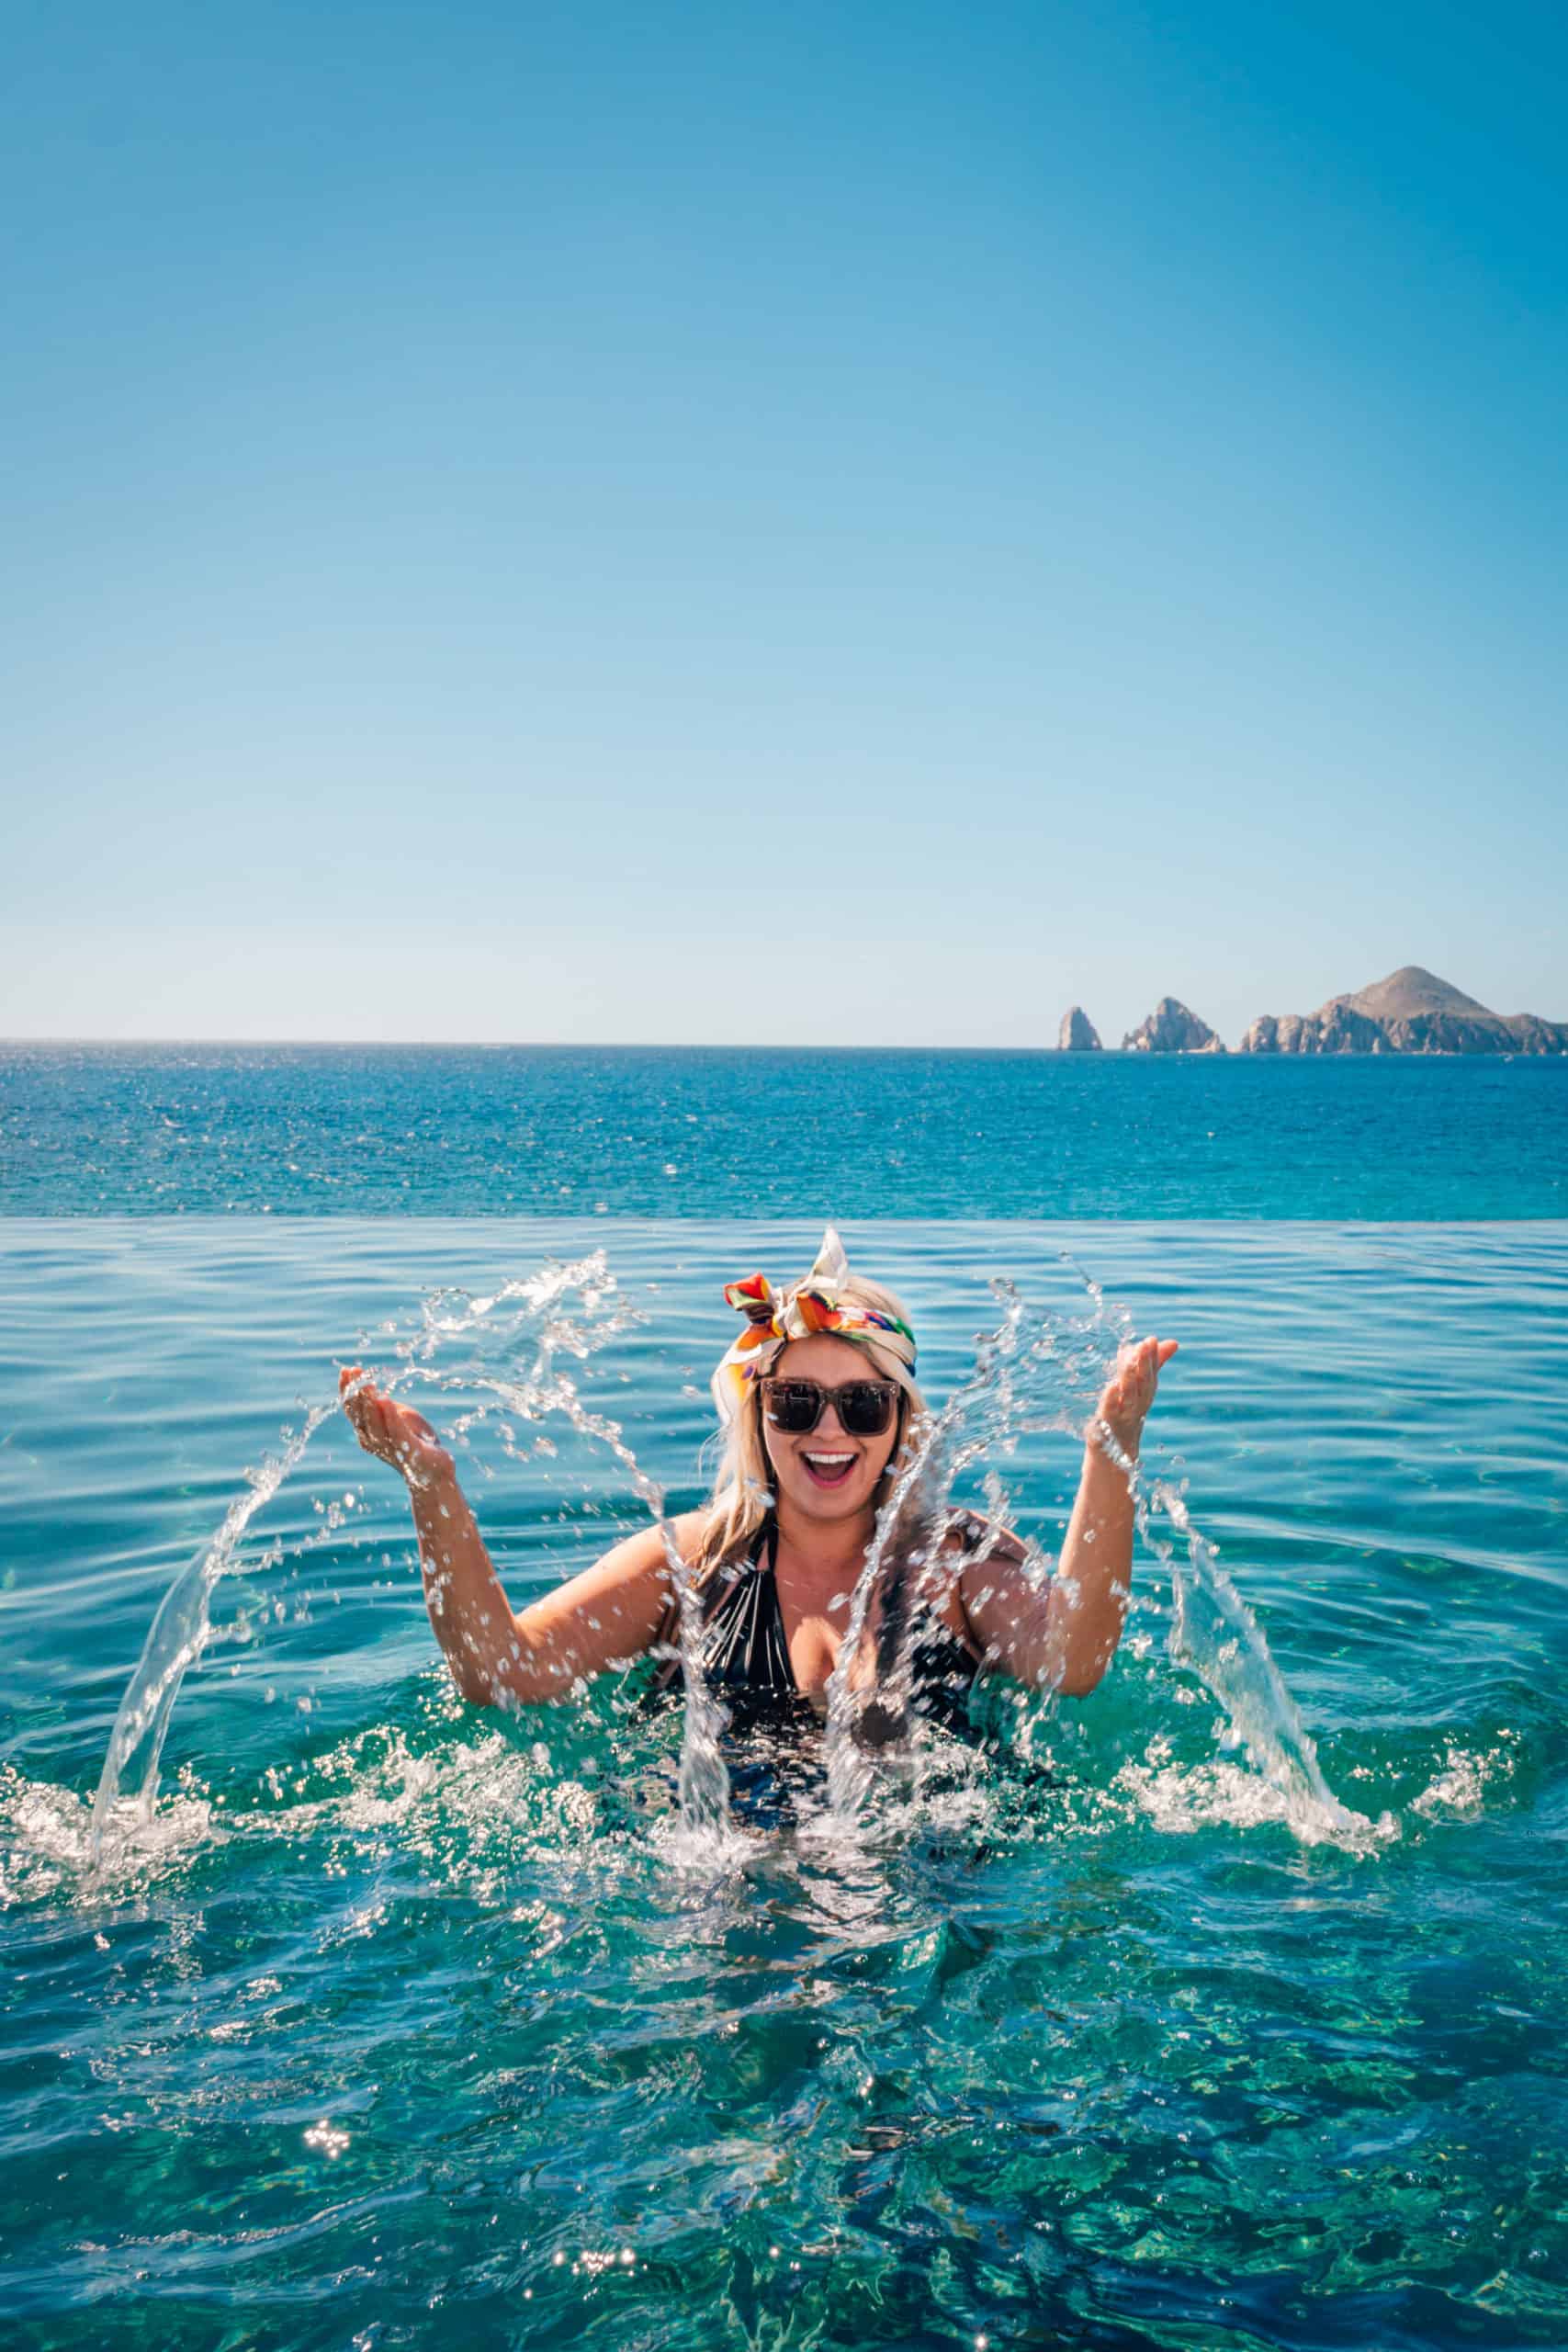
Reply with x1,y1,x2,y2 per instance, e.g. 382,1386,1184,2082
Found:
1237,967,1568,1055
1121,998,1226,1055
1058,1006,1102,1050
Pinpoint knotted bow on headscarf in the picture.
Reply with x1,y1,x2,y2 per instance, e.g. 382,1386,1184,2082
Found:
710,1227,919,1423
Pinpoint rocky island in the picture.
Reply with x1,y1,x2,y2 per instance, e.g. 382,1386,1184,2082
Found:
1237,967,1568,1055
1058,1006,1102,1050
1122,998,1225,1055
1055,969,1564,1054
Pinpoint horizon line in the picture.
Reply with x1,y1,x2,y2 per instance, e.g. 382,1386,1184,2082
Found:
3,1035,1562,1057
2,1034,1162,1053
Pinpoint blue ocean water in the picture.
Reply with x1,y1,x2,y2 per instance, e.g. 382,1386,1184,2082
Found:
5,1043,1568,1216
3,1214,1567,2348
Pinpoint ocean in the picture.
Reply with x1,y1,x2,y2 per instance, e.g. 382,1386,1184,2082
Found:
2,1052,1566,2349
5,1042,1567,1218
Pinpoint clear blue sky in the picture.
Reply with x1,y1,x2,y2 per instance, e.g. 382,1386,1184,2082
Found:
3,0,1564,1045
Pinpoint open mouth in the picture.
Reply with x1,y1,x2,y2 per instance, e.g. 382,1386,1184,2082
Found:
801,1451,857,1488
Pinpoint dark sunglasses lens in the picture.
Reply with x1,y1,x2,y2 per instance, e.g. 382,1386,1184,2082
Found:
841,1385,896,1436
766,1383,821,1433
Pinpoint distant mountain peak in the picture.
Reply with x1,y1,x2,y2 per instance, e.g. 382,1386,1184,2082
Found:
1341,967,1495,1023
1236,966,1567,1057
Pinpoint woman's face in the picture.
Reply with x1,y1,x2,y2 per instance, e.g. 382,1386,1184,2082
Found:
759,1334,903,1528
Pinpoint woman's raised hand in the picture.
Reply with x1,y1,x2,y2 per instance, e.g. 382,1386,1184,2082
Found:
339,1365,455,1490
1090,1337,1179,1459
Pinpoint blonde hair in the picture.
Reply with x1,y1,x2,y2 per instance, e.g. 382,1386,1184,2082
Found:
692,1271,929,1583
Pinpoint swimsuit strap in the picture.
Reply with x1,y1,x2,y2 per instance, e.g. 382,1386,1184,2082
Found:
709,1512,794,1690
646,1512,786,1698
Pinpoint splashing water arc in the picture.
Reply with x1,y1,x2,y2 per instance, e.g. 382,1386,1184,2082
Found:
91,1243,1382,1869
91,1251,734,1866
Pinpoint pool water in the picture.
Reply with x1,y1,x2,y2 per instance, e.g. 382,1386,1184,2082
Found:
3,1218,1566,2348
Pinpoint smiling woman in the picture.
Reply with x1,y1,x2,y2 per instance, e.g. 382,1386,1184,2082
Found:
340,1229,1177,1729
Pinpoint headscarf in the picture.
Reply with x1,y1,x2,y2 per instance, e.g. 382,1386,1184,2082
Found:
710,1227,919,1424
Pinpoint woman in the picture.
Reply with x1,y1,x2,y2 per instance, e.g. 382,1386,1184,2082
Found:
340,1230,1176,1724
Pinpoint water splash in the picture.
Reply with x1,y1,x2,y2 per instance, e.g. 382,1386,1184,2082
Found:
1138,1473,1393,1849
90,1406,333,1866
90,1251,730,1867
90,1240,1387,1874
823,1270,1109,1810
438,1361,729,1836
824,1263,1391,1852
397,1258,729,1832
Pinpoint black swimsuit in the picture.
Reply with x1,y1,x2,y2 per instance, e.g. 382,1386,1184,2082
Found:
651,1514,983,1739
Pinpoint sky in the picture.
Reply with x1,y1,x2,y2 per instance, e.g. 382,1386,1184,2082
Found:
2,0,1564,1046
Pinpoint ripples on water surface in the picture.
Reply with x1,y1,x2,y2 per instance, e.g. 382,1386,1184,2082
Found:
3,1219,1566,2349
5,1045,1568,1216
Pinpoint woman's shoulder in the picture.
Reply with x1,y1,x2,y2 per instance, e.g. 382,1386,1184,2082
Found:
626,1507,772,1592
924,1512,1033,1663
668,1508,716,1562
589,1507,715,1587
939,1509,1028,1566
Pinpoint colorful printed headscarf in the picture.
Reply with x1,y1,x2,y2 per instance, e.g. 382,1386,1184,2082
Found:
711,1227,919,1423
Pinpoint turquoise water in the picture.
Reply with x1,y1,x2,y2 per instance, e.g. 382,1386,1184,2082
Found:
6,1045,1568,1217
4,1217,1566,2347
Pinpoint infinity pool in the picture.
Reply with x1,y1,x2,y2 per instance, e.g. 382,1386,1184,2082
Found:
3,1219,1565,2348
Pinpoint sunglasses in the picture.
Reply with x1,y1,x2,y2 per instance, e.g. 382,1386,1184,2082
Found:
761,1377,900,1437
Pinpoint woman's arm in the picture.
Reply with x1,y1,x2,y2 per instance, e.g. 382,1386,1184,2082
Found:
340,1368,689,1706
957,1337,1177,1697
